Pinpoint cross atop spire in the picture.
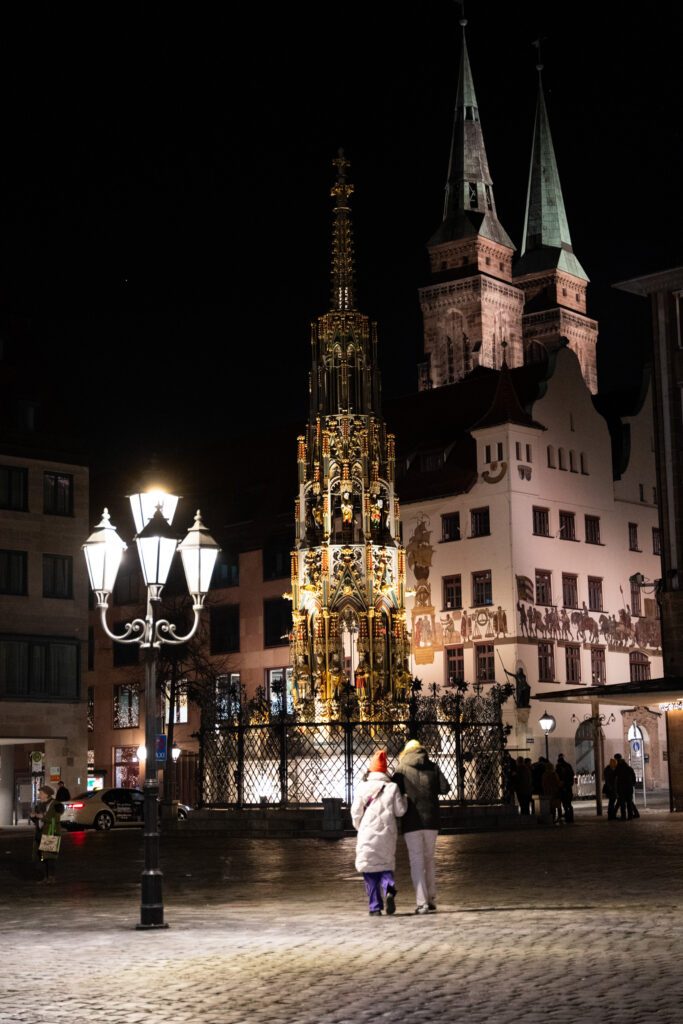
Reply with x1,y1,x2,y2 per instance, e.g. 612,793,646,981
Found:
330,149,356,312
516,66,588,280
429,19,513,249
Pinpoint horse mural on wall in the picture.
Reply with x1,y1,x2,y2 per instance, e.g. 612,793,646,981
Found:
515,577,662,652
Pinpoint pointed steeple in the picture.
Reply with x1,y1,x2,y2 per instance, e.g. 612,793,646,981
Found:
429,19,514,249
330,149,356,312
516,67,588,281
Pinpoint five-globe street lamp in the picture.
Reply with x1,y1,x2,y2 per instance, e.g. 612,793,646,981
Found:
83,493,219,930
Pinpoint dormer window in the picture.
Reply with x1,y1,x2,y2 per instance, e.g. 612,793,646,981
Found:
485,184,492,210
468,182,478,208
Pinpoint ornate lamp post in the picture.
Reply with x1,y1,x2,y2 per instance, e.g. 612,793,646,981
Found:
83,497,219,929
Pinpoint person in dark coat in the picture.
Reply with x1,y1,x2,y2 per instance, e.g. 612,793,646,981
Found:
555,754,575,823
603,757,618,820
531,757,546,798
614,753,639,820
514,757,533,815
541,761,562,824
31,785,62,882
391,739,450,914
55,781,70,802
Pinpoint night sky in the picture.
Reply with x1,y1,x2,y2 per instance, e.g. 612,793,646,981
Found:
1,1,680,463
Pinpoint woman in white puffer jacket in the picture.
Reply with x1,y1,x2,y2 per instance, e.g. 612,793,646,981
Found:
351,750,408,915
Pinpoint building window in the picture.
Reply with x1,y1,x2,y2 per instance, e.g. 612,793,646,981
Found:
165,689,188,724
210,605,240,654
216,673,242,720
0,549,28,595
468,181,478,208
443,575,462,610
558,448,567,471
113,684,139,729
445,646,464,683
591,647,606,686
0,636,79,699
472,570,492,606
112,622,140,667
547,445,556,468
212,551,239,588
628,523,639,551
525,444,532,463
580,453,589,475
470,507,490,537
264,597,292,647
266,667,294,713
42,554,73,599
562,573,579,609
43,472,73,516
587,576,603,612
114,746,140,788
535,570,552,606
653,527,662,555
532,507,549,537
87,686,95,731
559,511,576,541
0,465,28,511
585,515,601,544
441,512,460,542
475,644,495,682
569,450,577,473
565,644,582,684
263,536,292,581
114,568,139,605
537,642,555,682
629,651,651,682
630,580,642,618
515,441,522,460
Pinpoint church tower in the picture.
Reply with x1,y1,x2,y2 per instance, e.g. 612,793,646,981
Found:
418,18,525,390
513,66,599,392
290,153,409,710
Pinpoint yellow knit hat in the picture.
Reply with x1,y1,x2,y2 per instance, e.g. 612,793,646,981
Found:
400,739,423,758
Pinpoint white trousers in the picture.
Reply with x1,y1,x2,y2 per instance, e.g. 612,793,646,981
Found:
404,829,439,907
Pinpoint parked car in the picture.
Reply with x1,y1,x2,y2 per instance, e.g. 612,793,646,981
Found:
61,787,190,830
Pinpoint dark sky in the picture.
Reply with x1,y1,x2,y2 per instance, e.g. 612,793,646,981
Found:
1,1,681,461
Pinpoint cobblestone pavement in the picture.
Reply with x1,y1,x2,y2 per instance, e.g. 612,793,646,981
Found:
1,807,682,1024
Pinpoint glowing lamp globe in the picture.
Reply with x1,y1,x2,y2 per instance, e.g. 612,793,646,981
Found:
134,507,179,591
129,489,179,535
178,510,221,597
82,509,127,596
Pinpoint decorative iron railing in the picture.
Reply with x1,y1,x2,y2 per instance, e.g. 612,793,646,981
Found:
199,710,510,809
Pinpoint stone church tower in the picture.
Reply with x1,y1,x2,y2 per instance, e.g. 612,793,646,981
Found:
290,154,409,708
513,67,598,392
419,22,598,393
419,19,524,390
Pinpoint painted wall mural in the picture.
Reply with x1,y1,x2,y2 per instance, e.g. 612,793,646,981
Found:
515,576,662,651
407,515,511,664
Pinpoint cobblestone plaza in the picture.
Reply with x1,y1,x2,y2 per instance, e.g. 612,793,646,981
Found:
1,806,681,1024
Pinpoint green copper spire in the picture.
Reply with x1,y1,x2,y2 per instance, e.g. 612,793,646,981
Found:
429,19,514,249
517,68,588,280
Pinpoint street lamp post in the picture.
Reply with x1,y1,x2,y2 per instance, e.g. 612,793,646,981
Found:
538,710,556,760
83,497,219,929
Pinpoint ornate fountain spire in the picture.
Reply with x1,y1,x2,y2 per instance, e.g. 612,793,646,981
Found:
330,149,356,312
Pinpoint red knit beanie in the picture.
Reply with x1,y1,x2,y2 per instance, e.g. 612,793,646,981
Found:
369,750,387,774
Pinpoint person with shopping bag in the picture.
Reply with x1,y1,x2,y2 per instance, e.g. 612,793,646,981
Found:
351,750,407,916
31,785,62,883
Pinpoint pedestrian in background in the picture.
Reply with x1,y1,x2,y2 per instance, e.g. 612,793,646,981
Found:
556,753,575,823
31,785,62,883
614,753,639,820
541,760,562,825
603,757,618,820
392,739,450,914
55,780,70,802
514,756,533,815
351,750,407,916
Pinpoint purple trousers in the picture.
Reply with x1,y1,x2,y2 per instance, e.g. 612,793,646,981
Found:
363,870,395,912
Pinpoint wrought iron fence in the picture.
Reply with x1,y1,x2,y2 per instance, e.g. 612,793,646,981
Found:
199,713,509,808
